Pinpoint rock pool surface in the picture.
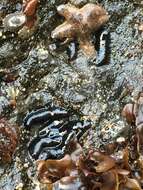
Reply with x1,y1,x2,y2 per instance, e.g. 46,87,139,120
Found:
0,0,143,189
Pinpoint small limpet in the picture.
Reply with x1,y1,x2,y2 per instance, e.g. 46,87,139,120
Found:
3,12,27,31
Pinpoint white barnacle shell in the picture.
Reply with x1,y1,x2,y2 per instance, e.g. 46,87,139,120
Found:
3,12,27,32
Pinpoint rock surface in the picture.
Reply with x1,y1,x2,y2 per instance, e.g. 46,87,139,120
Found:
0,0,143,189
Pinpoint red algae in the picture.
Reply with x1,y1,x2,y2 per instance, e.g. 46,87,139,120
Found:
0,119,18,163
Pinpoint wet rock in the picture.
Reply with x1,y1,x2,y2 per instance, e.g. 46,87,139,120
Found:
0,0,143,189
0,40,30,67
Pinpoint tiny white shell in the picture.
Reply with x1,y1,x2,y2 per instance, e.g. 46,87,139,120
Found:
3,12,27,31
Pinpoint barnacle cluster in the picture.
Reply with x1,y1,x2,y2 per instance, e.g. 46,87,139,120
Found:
0,119,18,163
